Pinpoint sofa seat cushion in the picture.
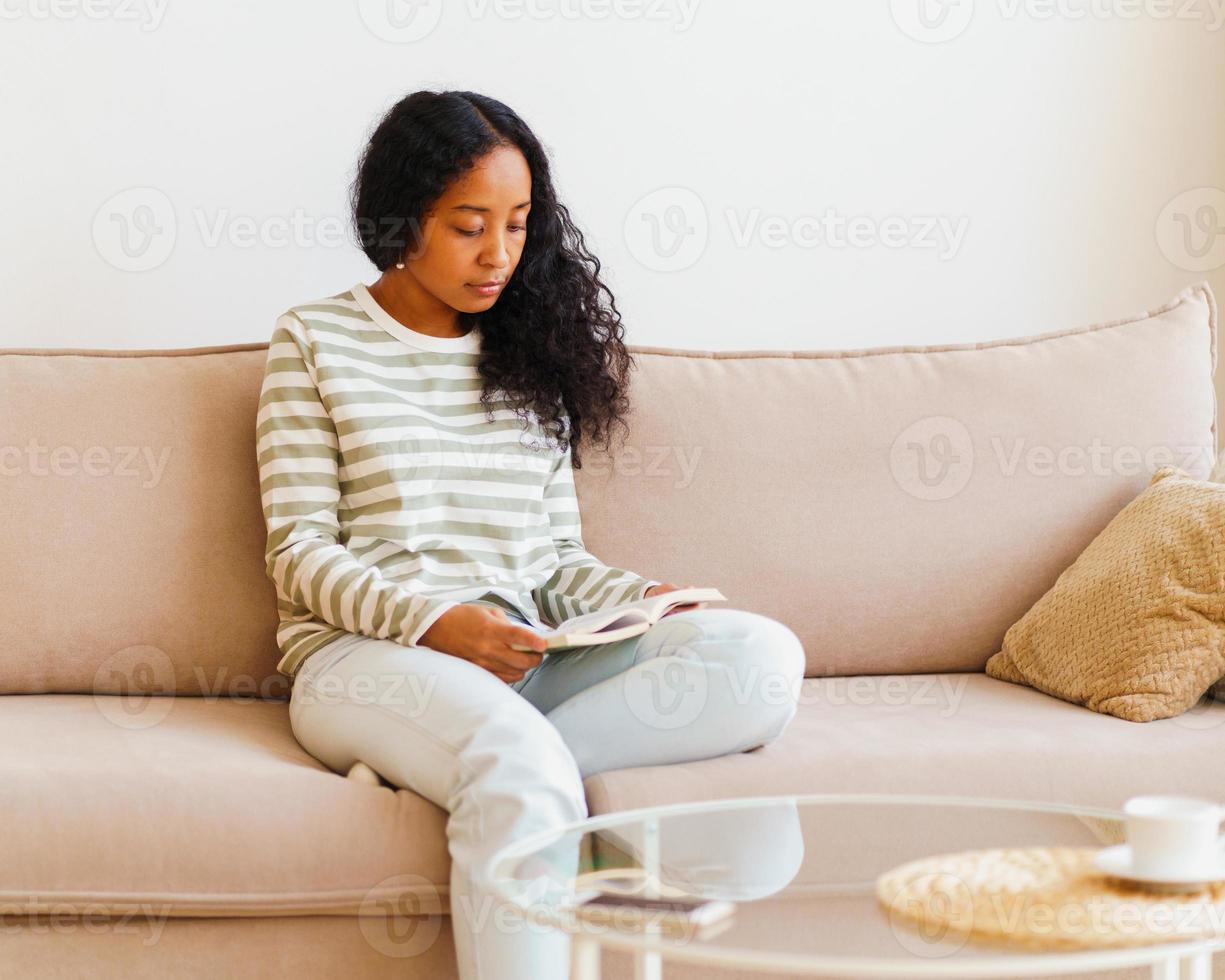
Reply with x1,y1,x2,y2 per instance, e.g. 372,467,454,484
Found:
0,694,449,917
582,674,1225,815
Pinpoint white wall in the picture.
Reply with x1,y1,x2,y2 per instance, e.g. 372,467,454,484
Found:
2,1,1223,407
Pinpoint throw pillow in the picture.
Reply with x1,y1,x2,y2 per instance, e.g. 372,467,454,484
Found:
1212,454,1225,702
985,466,1225,722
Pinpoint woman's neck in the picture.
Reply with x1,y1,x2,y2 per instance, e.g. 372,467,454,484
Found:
368,274,469,339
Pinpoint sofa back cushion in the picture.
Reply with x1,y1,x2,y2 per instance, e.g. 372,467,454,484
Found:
574,283,1217,677
0,343,283,697
0,283,1216,694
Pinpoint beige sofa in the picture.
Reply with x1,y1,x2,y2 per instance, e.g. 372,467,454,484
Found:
0,281,1221,979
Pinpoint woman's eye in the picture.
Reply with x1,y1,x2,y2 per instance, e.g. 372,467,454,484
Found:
457,225,526,237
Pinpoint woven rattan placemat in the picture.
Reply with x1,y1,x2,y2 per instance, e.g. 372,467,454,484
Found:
878,846,1225,950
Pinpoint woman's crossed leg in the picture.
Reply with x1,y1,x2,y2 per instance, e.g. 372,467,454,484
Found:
287,603,805,980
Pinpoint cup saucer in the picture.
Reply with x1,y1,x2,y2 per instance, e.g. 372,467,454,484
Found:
1094,844,1225,891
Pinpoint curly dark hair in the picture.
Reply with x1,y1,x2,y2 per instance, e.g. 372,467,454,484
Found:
349,89,635,469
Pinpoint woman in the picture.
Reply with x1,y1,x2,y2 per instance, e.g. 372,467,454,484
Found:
256,89,805,979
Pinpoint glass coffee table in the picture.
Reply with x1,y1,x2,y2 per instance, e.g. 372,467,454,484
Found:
487,794,1224,979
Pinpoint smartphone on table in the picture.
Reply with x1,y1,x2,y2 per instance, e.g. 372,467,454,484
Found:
568,888,736,939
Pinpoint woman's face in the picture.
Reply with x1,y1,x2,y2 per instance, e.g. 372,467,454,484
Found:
405,145,532,314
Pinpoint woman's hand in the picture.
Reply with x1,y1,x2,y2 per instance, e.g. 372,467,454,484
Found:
418,604,548,684
644,581,706,615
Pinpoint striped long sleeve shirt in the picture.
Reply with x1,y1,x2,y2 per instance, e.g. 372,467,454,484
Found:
256,283,659,679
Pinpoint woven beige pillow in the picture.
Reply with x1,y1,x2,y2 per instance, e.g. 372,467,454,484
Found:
1212,458,1225,702
985,465,1225,722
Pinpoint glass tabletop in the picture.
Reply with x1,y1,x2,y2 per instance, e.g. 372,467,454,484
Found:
487,794,1225,978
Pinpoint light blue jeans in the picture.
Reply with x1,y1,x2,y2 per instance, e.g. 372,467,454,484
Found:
287,600,805,979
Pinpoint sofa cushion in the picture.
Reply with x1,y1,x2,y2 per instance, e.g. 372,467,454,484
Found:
986,465,1225,722
0,344,282,696
581,673,1225,815
575,283,1218,675
0,694,450,917
6,682,1222,927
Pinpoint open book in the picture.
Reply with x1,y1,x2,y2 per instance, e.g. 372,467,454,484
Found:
510,587,727,653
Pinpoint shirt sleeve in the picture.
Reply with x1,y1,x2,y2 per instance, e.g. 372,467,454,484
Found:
257,313,460,648
530,433,660,627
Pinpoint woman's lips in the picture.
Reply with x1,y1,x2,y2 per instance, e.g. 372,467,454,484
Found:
467,281,504,296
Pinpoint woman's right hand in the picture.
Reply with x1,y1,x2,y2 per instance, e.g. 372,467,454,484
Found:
417,604,548,684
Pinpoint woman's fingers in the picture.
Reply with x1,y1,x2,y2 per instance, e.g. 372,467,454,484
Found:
482,624,544,674
481,655,525,684
499,652,543,674
501,621,548,653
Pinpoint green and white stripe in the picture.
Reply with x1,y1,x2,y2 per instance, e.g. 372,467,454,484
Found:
256,282,658,679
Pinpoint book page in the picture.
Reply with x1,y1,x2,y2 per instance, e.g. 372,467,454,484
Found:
551,587,727,636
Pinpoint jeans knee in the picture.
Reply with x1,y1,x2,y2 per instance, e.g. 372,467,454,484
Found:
455,703,589,825
718,611,805,744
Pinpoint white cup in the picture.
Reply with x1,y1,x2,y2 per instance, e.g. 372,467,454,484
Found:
1123,795,1225,878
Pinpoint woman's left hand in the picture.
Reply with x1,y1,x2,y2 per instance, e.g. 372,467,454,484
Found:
644,581,705,615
